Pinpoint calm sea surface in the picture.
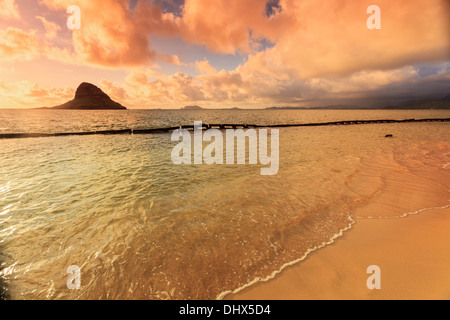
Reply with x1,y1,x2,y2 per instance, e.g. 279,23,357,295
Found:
0,109,449,299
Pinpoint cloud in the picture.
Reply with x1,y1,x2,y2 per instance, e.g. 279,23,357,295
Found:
196,60,217,76
0,28,42,61
114,65,290,107
112,69,203,107
36,16,61,39
179,0,287,54
117,61,449,108
0,0,19,19
5,0,449,74
1,62,448,109
100,79,128,101
0,26,76,64
306,66,420,95
0,0,449,108
0,81,75,108
240,0,450,79
39,0,181,68
35,0,283,65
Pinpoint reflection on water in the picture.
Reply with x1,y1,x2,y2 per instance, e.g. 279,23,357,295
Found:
0,110,449,299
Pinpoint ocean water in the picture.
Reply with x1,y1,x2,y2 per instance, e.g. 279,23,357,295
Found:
0,109,449,299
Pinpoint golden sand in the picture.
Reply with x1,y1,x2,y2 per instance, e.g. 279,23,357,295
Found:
228,147,450,300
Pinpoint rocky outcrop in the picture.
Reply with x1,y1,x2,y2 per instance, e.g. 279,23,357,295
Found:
51,82,126,110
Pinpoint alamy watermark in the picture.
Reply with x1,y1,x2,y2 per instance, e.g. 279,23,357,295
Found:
171,121,279,175
367,5,381,30
366,265,381,289
66,265,81,290
67,5,81,30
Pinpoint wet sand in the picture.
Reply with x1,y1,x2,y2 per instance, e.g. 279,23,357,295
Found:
228,149,450,300
228,207,450,300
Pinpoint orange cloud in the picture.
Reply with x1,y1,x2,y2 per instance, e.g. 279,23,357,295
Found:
100,79,128,101
0,81,75,108
241,0,450,79
180,0,288,54
196,60,217,76
0,28,42,61
5,0,448,74
0,0,19,19
117,65,288,108
1,0,449,109
40,0,181,68
0,25,76,65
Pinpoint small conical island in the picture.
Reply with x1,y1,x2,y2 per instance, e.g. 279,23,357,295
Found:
48,82,126,110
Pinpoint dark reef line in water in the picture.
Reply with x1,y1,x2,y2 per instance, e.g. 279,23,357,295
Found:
1,118,449,140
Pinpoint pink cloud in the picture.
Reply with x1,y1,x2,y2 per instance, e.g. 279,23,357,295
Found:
36,16,61,39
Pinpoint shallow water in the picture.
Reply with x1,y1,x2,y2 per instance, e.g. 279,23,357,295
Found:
0,109,449,299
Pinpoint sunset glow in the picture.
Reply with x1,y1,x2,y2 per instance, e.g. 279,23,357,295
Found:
0,0,449,109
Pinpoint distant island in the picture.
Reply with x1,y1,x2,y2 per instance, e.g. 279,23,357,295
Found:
40,82,127,110
181,106,245,110
181,105,204,110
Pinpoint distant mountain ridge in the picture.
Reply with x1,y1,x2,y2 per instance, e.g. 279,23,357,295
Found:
267,94,450,110
383,94,450,109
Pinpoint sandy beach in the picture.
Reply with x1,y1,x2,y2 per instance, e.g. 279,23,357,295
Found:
228,147,450,300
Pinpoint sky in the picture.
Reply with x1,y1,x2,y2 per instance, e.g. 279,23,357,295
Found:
0,0,449,109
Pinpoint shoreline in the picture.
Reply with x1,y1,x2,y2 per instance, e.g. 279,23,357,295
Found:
216,215,356,300
226,145,450,300
227,206,450,300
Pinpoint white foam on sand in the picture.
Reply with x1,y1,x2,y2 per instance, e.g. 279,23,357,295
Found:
354,201,450,220
218,197,450,299
216,214,355,300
